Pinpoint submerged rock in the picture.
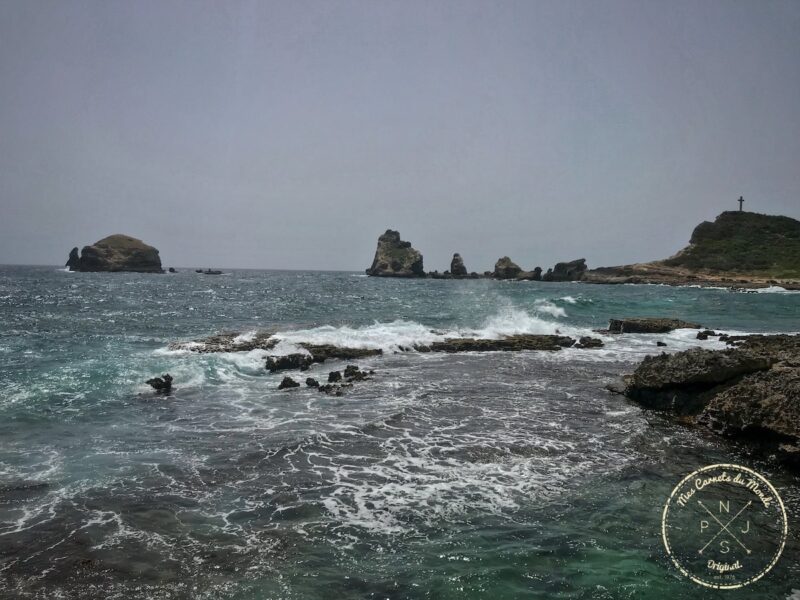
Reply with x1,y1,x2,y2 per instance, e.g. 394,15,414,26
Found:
146,374,173,394
493,257,522,279
574,336,604,349
66,234,164,273
365,230,425,277
606,317,702,334
450,253,468,277
278,376,300,390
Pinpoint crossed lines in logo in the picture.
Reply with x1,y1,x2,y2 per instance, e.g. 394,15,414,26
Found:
697,500,752,556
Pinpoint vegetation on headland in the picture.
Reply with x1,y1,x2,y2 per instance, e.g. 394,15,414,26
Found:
662,211,800,278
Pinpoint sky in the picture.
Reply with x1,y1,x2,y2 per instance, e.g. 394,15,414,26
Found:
1,0,799,271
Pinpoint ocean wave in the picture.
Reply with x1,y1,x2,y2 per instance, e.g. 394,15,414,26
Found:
268,307,585,353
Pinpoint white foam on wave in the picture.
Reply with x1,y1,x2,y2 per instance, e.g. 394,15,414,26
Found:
533,299,567,318
268,306,589,353
751,285,800,294
560,296,578,304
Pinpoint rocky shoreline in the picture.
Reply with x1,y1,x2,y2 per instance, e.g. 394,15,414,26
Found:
363,211,800,289
614,333,800,470
167,318,799,471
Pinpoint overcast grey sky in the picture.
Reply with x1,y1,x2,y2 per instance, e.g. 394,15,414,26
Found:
1,0,798,271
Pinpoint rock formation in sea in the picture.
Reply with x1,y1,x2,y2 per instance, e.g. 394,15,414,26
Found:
619,334,800,470
365,230,425,277
493,256,522,279
66,234,164,273
65,247,81,270
542,258,587,281
450,253,467,277
605,317,702,334
584,211,800,288
515,267,542,281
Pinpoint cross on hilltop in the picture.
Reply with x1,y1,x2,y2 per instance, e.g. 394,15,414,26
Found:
738,196,744,211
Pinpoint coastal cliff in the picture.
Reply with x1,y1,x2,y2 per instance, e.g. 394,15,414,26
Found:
66,234,164,273
585,211,800,288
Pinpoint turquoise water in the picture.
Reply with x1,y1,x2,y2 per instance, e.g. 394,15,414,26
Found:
0,265,798,599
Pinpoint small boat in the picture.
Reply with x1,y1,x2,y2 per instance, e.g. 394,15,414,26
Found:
201,269,223,275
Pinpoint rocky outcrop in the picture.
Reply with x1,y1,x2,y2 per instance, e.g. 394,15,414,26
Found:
278,376,300,390
416,334,580,353
606,317,702,334
450,253,467,277
365,230,424,277
515,267,542,281
65,248,81,270
620,334,800,469
493,257,522,279
146,374,173,394
66,235,164,273
542,259,587,281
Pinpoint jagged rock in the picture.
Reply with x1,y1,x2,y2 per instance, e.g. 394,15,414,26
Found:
267,354,313,372
450,253,467,277
343,365,360,378
365,230,424,277
623,348,773,413
698,368,800,444
516,267,543,281
542,259,587,281
574,336,604,349
657,341,667,347
493,257,522,279
66,234,164,273
328,371,342,383
696,329,718,340
65,247,81,270
607,318,702,334
170,331,277,353
306,377,320,388
278,376,300,390
621,334,800,469
146,374,173,394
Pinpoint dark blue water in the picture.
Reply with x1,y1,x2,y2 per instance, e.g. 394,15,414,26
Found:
1,266,798,599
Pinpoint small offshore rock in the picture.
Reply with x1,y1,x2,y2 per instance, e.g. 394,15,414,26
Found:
656,341,667,347
493,257,522,279
450,253,468,277
306,377,320,388
328,371,342,383
607,317,702,334
146,374,173,394
278,376,300,390
575,336,604,349
343,365,360,378
267,354,313,372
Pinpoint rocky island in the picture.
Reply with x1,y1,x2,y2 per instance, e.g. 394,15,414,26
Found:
365,229,425,277
66,234,164,273
585,211,800,289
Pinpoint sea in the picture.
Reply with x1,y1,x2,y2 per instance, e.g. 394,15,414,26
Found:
0,265,798,599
